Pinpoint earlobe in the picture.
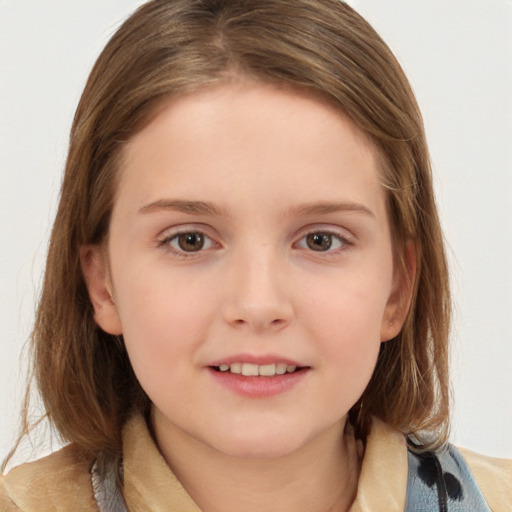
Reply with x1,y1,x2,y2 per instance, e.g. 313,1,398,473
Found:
380,240,417,342
80,245,123,335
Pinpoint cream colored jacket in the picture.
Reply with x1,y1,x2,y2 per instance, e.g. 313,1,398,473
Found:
1,416,510,511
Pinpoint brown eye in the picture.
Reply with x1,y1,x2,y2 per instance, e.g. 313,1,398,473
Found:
163,230,216,256
305,232,333,251
177,232,205,252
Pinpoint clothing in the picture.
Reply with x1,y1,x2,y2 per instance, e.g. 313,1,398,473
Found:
1,416,510,511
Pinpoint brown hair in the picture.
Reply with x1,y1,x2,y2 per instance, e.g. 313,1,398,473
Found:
5,0,450,470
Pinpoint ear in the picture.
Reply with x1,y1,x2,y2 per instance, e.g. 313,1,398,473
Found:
80,244,123,335
380,240,417,342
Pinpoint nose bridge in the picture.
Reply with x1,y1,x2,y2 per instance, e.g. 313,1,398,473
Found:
222,242,293,331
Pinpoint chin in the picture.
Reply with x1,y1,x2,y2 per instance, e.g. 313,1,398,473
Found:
204,425,312,460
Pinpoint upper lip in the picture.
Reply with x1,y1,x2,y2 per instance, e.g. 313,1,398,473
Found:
207,354,306,367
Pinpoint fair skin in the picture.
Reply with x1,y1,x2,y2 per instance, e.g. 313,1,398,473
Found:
82,82,412,512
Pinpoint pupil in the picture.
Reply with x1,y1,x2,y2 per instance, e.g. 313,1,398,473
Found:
307,232,332,251
179,232,204,252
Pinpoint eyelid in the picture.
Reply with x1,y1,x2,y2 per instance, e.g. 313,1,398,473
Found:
157,222,216,240
294,224,355,241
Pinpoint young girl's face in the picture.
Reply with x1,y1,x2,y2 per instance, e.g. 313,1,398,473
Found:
84,82,409,459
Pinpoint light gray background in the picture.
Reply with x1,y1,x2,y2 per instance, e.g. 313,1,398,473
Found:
1,0,511,466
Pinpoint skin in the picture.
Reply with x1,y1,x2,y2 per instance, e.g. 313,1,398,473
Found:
82,82,413,512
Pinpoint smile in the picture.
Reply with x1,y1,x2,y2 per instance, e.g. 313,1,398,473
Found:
214,363,299,377
208,362,309,398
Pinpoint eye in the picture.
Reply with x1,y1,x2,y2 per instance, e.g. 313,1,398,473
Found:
296,231,347,252
163,231,216,254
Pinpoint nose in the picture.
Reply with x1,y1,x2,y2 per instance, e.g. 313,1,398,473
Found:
221,248,293,333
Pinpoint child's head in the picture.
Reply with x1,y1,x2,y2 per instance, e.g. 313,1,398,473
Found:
30,0,450,461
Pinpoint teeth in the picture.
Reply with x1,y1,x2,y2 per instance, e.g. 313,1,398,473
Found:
230,362,242,374
216,362,300,377
276,364,287,375
241,363,259,376
259,364,276,376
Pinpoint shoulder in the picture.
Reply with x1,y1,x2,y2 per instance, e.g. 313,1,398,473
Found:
0,444,97,511
458,446,512,511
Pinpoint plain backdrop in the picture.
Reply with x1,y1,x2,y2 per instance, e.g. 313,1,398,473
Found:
1,0,511,466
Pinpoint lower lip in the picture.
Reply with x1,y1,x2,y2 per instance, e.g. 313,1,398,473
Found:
207,368,309,398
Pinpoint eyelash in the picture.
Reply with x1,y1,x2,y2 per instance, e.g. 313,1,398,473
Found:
158,228,353,258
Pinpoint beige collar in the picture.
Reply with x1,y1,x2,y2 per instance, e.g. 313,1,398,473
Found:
122,415,407,512
348,417,407,512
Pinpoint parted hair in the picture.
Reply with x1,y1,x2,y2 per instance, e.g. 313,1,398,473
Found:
6,0,450,470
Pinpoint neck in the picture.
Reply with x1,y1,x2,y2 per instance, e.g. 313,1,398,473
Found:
152,414,361,512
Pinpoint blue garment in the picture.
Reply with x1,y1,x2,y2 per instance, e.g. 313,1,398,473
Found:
406,444,491,511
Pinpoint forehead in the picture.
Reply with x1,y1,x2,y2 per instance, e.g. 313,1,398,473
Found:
115,82,386,220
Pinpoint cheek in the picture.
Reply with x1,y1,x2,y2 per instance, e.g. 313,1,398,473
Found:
111,263,217,381
312,301,382,413
304,265,392,341
318,296,383,373
301,268,391,389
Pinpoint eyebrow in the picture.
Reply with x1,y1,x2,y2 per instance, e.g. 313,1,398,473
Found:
138,199,228,217
287,201,375,218
138,199,375,219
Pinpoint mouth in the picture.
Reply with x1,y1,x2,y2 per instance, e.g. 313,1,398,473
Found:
207,359,310,398
211,362,306,377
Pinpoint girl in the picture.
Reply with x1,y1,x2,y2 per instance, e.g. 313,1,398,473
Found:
1,1,510,510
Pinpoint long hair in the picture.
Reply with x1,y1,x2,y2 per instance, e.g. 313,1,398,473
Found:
5,0,450,470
